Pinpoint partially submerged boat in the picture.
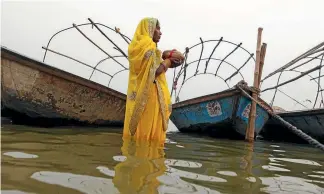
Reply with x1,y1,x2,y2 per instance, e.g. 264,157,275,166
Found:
1,19,132,127
170,82,272,139
261,108,324,143
169,32,271,140
1,46,126,127
260,41,324,143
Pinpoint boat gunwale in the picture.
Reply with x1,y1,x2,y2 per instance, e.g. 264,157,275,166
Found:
172,87,272,112
172,88,239,109
1,46,127,101
277,108,324,117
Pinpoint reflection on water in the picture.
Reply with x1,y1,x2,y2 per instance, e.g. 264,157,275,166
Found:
217,171,237,176
269,158,322,166
3,152,38,159
2,190,32,194
262,165,290,172
112,139,166,194
260,176,324,193
31,171,118,193
1,124,324,194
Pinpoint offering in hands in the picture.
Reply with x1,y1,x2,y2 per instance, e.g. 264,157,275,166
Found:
162,49,185,67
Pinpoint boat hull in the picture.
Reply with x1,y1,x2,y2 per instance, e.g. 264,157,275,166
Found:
1,47,126,127
261,108,324,143
170,89,271,139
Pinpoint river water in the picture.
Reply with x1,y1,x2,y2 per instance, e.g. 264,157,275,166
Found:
1,124,324,194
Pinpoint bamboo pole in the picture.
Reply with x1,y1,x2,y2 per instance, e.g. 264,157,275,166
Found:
245,27,263,142
258,43,267,85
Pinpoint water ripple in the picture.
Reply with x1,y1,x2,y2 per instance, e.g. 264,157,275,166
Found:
262,165,290,172
1,190,32,194
217,171,237,176
31,171,119,194
1,126,324,194
3,152,38,159
270,158,322,166
260,176,324,194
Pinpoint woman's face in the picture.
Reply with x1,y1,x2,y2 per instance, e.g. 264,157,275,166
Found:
153,22,162,43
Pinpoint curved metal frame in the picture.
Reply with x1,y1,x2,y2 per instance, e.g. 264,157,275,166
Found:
175,73,230,102
313,54,324,108
89,55,125,80
261,42,324,82
43,23,256,99
43,22,131,63
181,58,245,80
108,69,129,87
186,39,255,60
41,18,131,88
172,57,244,99
261,50,324,109
267,69,324,109
171,38,256,102
260,42,324,109
41,19,324,109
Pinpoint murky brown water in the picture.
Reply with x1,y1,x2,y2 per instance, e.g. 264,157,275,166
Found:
1,124,324,194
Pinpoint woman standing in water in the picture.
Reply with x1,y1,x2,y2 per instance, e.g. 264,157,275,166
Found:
123,17,184,144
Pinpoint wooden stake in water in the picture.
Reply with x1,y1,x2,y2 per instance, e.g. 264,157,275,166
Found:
258,43,267,85
246,27,263,142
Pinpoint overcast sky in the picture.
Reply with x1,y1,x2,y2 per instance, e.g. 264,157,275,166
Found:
2,0,324,112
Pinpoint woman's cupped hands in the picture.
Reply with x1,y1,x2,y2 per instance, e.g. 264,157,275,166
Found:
162,49,185,68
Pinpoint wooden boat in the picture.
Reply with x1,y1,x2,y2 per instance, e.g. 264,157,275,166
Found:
261,108,324,144
170,85,273,140
1,46,126,127
258,41,324,144
167,29,271,140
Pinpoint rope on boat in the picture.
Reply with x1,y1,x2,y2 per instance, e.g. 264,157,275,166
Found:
237,85,324,151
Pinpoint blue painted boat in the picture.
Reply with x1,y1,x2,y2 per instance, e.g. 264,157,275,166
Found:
170,87,272,140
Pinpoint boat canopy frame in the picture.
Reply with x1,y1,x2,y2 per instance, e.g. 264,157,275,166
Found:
42,18,257,102
170,38,256,102
261,42,324,109
42,18,131,88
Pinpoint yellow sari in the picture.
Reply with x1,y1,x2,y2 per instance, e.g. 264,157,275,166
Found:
112,139,166,194
123,17,172,144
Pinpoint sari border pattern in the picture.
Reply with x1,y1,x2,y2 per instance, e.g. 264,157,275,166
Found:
156,81,169,131
148,18,157,38
128,52,159,136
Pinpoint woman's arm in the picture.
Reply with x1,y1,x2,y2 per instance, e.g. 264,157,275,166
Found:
155,59,172,78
